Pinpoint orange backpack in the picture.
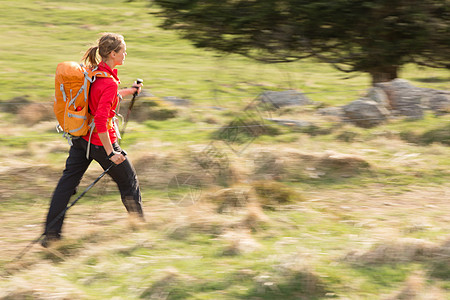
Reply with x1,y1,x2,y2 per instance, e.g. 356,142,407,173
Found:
54,61,113,142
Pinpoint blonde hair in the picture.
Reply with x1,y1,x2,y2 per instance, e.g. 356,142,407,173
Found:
82,33,125,68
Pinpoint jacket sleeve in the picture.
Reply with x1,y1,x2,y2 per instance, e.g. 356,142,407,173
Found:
94,82,117,133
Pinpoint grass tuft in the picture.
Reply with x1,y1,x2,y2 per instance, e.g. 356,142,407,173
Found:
343,238,438,265
252,180,303,208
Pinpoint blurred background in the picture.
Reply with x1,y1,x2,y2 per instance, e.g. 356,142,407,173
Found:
0,0,449,299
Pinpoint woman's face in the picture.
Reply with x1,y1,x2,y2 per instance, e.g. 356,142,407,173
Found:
112,43,127,66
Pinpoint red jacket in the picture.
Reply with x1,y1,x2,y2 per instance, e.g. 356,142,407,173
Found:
82,61,121,146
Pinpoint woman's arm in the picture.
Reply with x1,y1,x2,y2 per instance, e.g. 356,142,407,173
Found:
97,82,142,165
118,82,143,98
98,131,125,165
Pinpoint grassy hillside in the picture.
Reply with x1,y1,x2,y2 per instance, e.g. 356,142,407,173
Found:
0,0,449,299
0,0,448,103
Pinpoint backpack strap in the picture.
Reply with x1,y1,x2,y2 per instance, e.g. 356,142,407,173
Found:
86,121,96,159
60,84,68,103
89,69,115,82
67,67,90,109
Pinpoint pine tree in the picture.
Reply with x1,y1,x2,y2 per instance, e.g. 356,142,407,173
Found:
154,0,450,84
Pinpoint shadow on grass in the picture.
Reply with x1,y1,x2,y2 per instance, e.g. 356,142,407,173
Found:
400,123,450,146
138,273,331,300
350,264,412,288
413,77,450,83
238,273,330,300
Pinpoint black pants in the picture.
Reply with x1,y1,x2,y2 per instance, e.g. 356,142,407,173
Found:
44,138,144,236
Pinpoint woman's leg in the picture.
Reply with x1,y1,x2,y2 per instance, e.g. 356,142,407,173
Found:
88,141,144,219
44,138,92,237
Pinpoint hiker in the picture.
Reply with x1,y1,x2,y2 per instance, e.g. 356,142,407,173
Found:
42,33,144,247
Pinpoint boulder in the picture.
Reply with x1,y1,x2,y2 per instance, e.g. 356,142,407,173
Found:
427,92,450,115
366,87,390,108
375,79,426,118
258,90,313,108
318,78,449,128
342,98,390,128
317,106,344,117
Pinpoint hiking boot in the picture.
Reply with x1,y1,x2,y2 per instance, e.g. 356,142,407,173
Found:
40,233,61,248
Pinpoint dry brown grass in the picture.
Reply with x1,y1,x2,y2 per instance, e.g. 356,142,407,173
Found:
343,237,450,265
384,271,425,300
239,201,271,231
383,270,447,300
126,213,147,231
139,267,195,299
270,251,328,298
211,187,251,213
344,238,436,265
220,229,262,256
251,180,303,207
1,263,85,299
133,152,182,188
248,147,371,180
164,202,235,239
1,114,449,298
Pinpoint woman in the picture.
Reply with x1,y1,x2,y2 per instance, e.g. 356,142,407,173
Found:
42,33,144,247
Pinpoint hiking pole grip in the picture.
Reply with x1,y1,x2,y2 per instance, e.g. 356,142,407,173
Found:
129,78,143,111
133,78,143,97
121,79,143,140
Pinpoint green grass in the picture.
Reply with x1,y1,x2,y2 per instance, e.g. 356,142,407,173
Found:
1,0,448,104
0,0,449,299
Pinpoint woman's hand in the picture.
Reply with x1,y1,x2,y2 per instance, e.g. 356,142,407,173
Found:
108,151,126,165
131,81,143,96
118,82,144,98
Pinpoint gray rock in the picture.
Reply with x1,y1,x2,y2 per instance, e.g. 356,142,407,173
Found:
367,87,390,108
427,92,450,115
343,98,390,128
163,96,191,106
265,118,313,128
258,90,313,108
317,106,344,117
375,79,426,118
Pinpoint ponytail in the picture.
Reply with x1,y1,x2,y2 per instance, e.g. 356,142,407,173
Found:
82,33,124,68
82,46,99,68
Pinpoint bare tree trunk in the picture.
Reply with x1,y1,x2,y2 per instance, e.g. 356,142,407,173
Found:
369,66,399,85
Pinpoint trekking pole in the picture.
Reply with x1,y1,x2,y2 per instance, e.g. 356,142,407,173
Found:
10,162,116,265
120,78,143,139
